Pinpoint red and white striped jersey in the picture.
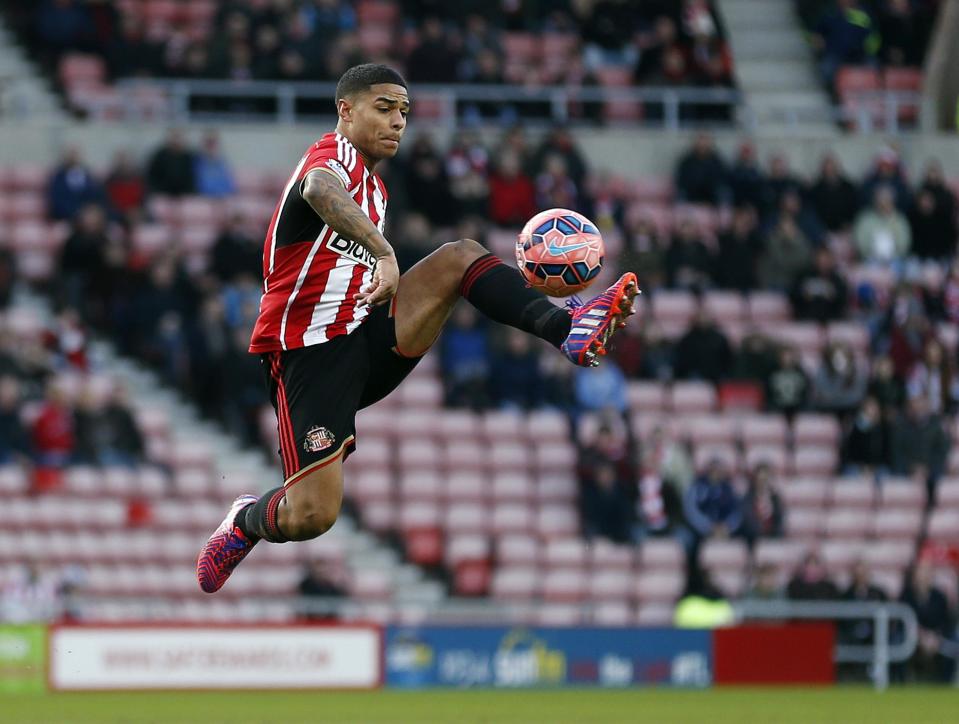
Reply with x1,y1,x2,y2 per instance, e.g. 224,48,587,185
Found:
249,132,388,353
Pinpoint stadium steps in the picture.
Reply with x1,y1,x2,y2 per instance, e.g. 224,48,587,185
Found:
14,287,447,615
716,0,838,135
0,17,65,119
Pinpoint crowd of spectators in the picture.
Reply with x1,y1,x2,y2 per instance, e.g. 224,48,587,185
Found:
796,0,940,89
3,115,959,675
12,1,732,100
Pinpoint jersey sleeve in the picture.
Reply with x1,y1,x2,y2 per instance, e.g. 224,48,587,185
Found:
298,136,364,191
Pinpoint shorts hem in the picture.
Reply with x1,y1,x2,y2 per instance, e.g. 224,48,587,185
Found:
283,434,356,488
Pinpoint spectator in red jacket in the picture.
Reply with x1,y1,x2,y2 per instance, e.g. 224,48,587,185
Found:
32,380,75,467
488,150,536,227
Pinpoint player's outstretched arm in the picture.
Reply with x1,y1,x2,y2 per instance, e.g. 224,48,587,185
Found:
301,169,398,306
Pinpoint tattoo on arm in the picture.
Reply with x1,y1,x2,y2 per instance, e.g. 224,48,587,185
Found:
300,170,393,258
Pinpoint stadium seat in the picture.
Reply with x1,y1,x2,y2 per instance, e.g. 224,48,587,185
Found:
780,477,829,511
786,508,823,540
535,474,578,504
735,413,788,446
651,291,697,326
926,509,959,543
635,570,685,604
820,539,866,571
542,568,588,603
453,559,492,597
444,471,487,504
536,505,579,539
871,509,923,540
829,478,876,509
793,414,841,447
592,601,633,626
670,381,717,414
491,566,539,601
543,538,589,568
589,540,635,571
588,570,632,603
699,539,749,573
744,444,789,475
747,291,791,323
793,447,839,477
638,538,685,570
443,440,486,471
878,480,926,511
398,470,444,502
825,508,873,539
703,291,746,325
481,411,525,442
445,534,490,568
679,414,736,446
490,472,535,504
534,442,577,475
626,381,667,412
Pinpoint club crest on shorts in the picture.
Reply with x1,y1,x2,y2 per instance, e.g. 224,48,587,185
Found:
303,426,335,453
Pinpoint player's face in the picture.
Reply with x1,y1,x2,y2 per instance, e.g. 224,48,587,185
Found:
347,83,409,162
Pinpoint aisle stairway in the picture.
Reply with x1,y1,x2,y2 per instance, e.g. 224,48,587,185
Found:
0,15,64,119
717,0,839,135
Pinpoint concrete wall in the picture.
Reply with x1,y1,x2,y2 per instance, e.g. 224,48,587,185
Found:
1,120,957,182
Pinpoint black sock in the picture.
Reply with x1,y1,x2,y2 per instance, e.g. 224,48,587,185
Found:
235,487,289,543
459,254,571,348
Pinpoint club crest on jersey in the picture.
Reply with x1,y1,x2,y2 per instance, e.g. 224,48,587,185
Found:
327,235,377,269
303,426,335,453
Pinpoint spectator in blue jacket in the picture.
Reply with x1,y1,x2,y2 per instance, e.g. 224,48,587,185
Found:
46,147,107,221
194,132,237,198
683,457,744,545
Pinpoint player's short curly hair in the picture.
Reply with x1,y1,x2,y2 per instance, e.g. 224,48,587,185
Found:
335,64,408,102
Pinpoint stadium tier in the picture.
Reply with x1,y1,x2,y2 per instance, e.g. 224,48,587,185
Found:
3,0,959,700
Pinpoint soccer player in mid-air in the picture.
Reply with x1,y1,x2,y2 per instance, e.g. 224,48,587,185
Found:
197,64,639,592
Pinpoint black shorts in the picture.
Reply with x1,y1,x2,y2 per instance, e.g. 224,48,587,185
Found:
260,302,421,485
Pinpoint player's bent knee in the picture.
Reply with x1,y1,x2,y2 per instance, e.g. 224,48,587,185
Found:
283,500,340,541
441,238,487,269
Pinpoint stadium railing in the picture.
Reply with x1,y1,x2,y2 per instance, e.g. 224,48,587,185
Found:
104,79,744,129
733,600,919,691
42,79,923,134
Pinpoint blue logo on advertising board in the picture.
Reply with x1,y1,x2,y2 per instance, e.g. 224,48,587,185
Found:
384,627,711,689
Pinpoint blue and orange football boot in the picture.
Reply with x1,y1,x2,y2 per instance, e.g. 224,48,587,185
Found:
561,272,640,367
196,494,258,593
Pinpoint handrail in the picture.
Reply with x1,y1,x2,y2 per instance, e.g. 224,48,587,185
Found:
733,599,919,691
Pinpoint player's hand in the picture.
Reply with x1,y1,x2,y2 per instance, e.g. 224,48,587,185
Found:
356,250,399,307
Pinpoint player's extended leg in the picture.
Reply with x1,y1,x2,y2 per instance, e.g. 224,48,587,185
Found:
392,239,638,366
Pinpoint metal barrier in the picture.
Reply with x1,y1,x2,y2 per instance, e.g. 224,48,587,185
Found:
68,79,920,133
733,600,918,691
107,79,742,130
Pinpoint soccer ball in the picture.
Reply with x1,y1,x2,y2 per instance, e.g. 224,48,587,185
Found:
515,208,605,297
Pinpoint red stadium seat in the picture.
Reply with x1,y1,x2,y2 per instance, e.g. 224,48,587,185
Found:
453,560,491,596
404,527,443,567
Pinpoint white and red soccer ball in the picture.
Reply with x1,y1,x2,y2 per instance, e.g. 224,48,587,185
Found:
516,208,605,297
